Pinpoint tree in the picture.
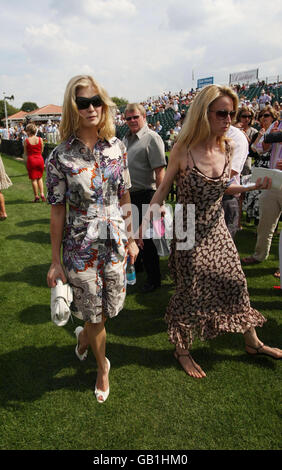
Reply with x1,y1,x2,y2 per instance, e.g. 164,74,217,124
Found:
21,102,38,112
0,101,20,121
111,97,128,109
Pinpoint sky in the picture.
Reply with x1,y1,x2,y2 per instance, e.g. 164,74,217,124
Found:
1,0,282,109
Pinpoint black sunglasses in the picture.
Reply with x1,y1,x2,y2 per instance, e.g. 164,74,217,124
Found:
209,109,236,120
260,113,271,118
75,95,103,110
241,114,252,118
125,115,140,122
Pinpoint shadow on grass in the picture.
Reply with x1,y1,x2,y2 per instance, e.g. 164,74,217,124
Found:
8,174,28,178
6,231,50,244
109,306,166,338
16,218,50,227
5,199,32,205
0,342,173,408
0,263,49,287
0,338,279,409
19,304,50,325
242,267,280,279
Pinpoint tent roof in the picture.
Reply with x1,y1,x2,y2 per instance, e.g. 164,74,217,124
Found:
7,104,62,121
29,104,62,116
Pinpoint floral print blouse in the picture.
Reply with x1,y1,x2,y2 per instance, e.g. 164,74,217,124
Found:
46,136,131,273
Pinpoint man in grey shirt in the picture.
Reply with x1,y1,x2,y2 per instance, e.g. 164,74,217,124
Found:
123,103,166,293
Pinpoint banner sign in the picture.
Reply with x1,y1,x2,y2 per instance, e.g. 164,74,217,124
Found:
197,77,214,88
229,68,258,84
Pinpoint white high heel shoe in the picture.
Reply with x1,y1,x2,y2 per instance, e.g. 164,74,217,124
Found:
74,327,88,361
95,358,111,403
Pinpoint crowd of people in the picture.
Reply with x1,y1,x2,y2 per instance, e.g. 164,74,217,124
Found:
0,120,61,144
0,75,281,403
114,83,282,152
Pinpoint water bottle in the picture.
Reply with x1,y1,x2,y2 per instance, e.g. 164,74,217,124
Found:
126,256,136,285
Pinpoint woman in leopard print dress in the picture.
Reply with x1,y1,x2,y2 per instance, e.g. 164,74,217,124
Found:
145,85,282,378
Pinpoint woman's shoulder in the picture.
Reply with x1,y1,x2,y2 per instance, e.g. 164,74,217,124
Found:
171,140,187,155
168,141,188,170
46,140,68,165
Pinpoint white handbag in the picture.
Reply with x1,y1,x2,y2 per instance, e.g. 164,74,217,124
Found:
51,279,73,326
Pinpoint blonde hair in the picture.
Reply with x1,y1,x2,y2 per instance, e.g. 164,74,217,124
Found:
177,84,239,151
125,103,146,117
26,123,37,135
59,75,116,142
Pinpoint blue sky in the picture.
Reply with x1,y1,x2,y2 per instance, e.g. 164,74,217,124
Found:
1,0,281,108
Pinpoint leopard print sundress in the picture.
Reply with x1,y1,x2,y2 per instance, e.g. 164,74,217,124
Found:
165,143,266,350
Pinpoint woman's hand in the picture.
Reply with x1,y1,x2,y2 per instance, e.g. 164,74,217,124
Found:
270,121,279,134
257,127,266,141
127,239,139,265
253,176,272,191
47,262,67,288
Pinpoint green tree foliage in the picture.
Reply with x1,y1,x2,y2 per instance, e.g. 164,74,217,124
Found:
0,100,20,122
111,97,128,109
21,102,38,112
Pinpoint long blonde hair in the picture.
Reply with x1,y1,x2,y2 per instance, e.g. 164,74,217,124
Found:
177,84,239,151
59,75,116,142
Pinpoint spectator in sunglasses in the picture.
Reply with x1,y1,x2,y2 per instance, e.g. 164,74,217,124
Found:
242,106,281,276
46,75,139,403
234,106,257,173
140,84,281,379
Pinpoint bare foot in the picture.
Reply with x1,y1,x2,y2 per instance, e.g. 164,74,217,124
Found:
245,342,282,359
174,350,206,378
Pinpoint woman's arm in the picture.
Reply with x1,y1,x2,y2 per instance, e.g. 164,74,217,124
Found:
119,191,139,264
251,129,265,154
139,142,181,240
150,142,181,207
23,140,27,165
47,204,67,287
225,176,272,195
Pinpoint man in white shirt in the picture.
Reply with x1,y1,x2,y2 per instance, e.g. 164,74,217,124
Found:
174,123,182,134
258,89,271,110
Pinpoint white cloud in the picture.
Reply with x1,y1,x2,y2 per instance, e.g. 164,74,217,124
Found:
50,0,136,22
23,23,87,66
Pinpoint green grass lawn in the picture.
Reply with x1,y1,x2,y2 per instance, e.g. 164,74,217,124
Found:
0,153,281,451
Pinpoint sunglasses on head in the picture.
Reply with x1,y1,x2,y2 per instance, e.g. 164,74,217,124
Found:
209,109,236,120
75,95,103,110
260,113,271,118
125,115,140,122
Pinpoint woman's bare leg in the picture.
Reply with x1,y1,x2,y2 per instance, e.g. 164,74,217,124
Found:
244,327,282,359
31,179,39,197
38,178,44,197
0,192,7,218
84,318,110,392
